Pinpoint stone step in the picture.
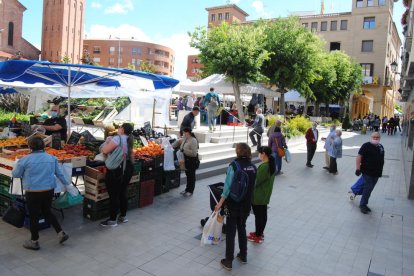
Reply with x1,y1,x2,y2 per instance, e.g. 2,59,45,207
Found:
211,135,268,144
198,142,235,153
198,148,237,160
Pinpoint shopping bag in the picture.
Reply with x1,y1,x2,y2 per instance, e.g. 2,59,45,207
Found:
284,148,291,163
10,178,24,195
163,139,175,171
200,211,224,246
52,191,83,209
2,203,25,228
351,176,364,195
55,163,73,193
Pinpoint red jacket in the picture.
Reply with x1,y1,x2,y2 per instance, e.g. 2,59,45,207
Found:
305,127,318,145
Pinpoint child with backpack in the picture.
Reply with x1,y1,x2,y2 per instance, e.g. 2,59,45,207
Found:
248,146,275,244
214,143,257,271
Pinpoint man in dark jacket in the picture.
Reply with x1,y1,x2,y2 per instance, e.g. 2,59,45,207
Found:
355,132,385,214
305,122,318,168
249,108,264,150
179,106,199,136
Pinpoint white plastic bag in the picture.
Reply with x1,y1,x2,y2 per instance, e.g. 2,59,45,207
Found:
284,148,292,163
55,162,73,193
163,139,175,171
10,178,24,195
200,211,223,246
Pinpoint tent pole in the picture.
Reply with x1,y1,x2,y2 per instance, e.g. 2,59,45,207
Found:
152,98,156,128
67,68,71,140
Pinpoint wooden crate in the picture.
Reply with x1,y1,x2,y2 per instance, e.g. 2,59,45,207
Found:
85,166,106,181
72,117,85,125
84,182,107,194
0,167,12,177
130,173,140,184
84,179,106,190
70,156,87,168
84,191,109,201
84,175,105,185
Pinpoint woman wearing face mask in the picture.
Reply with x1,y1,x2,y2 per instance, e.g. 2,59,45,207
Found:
42,105,68,141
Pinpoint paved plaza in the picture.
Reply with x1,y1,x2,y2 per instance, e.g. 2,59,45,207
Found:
0,129,413,276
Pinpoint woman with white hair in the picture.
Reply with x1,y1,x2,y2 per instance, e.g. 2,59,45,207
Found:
328,129,343,175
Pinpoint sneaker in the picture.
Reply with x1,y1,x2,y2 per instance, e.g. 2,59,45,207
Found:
306,164,313,168
360,206,370,214
248,232,264,240
348,191,356,200
183,192,193,197
248,234,263,243
58,231,69,244
365,206,372,212
323,166,329,170
118,216,129,224
220,259,232,270
23,240,40,250
180,190,186,195
100,219,118,227
236,253,247,264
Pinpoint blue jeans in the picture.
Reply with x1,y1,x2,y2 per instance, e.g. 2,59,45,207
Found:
272,152,282,174
207,109,216,130
360,174,379,207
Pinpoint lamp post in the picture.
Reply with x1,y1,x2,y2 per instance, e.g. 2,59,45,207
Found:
115,36,121,68
0,29,4,48
390,61,400,118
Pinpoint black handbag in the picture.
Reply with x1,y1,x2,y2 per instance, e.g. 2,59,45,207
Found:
2,178,25,228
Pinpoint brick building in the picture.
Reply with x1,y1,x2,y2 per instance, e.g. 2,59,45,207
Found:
186,55,203,81
191,1,401,119
0,0,40,60
83,39,175,76
41,0,85,64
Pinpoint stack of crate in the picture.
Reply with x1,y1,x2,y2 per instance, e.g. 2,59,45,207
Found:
139,158,155,207
0,175,12,216
83,163,142,221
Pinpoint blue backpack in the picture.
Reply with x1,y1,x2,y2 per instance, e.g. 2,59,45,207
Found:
229,161,249,202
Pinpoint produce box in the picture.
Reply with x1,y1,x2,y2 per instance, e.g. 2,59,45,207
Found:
0,194,11,208
140,170,154,182
84,182,107,195
127,183,139,198
132,161,142,175
128,194,139,209
72,117,85,125
85,166,106,180
71,156,87,168
140,157,155,172
154,155,163,168
0,174,11,186
84,190,109,201
130,173,140,184
0,167,12,177
83,207,110,221
83,197,110,212
164,170,181,189
139,179,154,208
0,182,11,198
84,175,105,185
154,168,167,196
0,153,16,168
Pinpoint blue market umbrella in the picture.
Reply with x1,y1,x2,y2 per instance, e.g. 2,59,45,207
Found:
0,60,179,134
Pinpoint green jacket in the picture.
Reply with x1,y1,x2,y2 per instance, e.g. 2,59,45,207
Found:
252,162,275,205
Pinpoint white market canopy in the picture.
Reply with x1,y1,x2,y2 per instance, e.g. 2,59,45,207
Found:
177,74,280,98
284,90,306,103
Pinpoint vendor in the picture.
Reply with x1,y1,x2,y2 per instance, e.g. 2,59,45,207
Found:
42,105,67,141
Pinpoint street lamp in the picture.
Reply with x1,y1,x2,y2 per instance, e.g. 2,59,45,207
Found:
390,61,399,74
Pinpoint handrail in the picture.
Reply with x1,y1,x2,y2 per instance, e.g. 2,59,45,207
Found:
220,108,261,144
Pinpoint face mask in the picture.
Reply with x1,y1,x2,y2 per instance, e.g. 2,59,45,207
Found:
370,139,380,145
51,111,58,118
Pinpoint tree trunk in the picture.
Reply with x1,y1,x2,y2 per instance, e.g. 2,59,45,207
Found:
304,100,309,116
315,102,320,116
279,88,287,116
232,79,245,123
325,103,329,117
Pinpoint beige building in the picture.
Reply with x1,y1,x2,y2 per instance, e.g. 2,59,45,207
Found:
83,39,175,76
41,0,85,64
0,0,40,60
204,0,401,119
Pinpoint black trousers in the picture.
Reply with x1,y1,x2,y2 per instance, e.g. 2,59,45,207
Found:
329,156,337,173
185,169,196,193
105,160,133,221
225,213,248,261
25,190,62,241
306,144,317,165
249,130,263,149
252,205,267,236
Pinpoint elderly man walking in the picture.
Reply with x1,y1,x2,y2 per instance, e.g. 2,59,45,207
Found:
305,122,318,168
355,132,385,214
249,108,265,151
321,124,336,170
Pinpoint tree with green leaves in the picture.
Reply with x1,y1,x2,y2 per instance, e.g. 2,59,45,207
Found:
138,61,156,73
261,17,324,116
189,22,270,122
61,54,71,64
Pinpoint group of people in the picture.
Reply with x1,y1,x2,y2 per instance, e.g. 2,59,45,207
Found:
356,114,401,135
175,87,221,133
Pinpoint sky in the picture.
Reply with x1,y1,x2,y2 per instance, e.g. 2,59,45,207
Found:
19,0,406,80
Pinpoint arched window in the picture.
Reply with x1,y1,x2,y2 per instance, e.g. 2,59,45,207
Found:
8,22,14,46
